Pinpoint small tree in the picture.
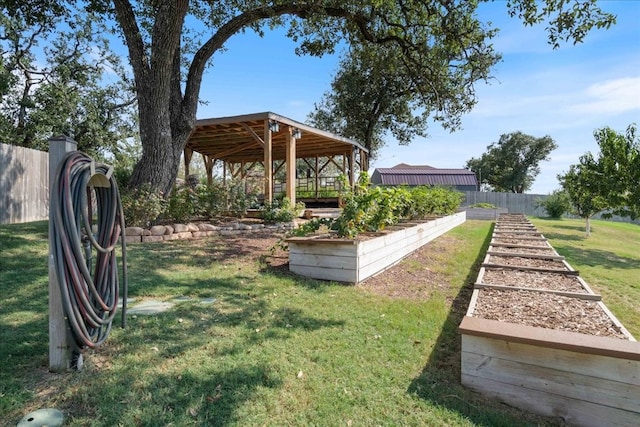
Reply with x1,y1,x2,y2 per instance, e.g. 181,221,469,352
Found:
558,160,608,236
589,124,640,219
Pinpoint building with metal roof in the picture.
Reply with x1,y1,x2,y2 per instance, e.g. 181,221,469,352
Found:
371,164,478,191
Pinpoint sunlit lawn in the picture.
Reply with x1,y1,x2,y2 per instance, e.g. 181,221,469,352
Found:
2,217,637,425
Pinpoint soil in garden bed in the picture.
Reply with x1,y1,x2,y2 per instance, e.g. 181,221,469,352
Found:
481,268,587,293
491,238,550,247
473,288,627,339
489,246,556,255
492,232,542,238
487,255,568,270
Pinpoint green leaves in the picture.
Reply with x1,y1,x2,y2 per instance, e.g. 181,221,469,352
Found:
562,124,640,220
466,131,558,193
328,172,463,238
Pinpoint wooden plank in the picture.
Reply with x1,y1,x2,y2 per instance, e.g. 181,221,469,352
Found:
459,317,640,361
481,262,577,275
461,334,639,384
489,242,552,249
486,250,563,260
289,252,356,270
49,136,77,372
461,372,640,427
473,283,601,300
462,350,640,412
288,242,356,258
288,263,356,283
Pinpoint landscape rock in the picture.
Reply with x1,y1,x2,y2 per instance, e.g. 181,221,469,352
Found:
150,225,166,236
125,227,144,236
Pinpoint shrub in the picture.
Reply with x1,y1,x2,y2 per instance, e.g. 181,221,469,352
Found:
263,197,305,223
332,174,463,237
537,190,571,218
165,186,199,223
226,179,258,217
196,181,228,218
120,184,166,227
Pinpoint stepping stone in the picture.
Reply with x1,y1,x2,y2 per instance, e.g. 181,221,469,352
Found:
126,300,175,315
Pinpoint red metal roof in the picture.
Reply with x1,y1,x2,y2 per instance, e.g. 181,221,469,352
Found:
373,167,477,186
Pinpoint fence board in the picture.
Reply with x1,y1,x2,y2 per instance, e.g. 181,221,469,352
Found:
0,143,49,224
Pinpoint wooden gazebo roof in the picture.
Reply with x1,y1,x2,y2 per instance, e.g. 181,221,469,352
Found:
186,111,368,163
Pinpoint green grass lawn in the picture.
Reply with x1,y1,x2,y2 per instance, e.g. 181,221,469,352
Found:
1,218,637,426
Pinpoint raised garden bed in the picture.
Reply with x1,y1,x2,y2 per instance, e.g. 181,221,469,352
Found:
460,213,640,426
287,211,466,284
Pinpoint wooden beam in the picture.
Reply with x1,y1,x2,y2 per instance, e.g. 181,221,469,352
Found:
241,123,265,147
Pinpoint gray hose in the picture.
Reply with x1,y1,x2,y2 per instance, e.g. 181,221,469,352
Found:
50,151,128,350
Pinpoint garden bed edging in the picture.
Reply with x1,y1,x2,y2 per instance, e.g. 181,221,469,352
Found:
286,211,466,284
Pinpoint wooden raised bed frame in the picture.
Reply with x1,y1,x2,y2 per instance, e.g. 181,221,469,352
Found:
287,211,466,284
460,214,640,426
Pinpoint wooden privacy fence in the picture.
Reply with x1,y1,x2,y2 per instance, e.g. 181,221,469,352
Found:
0,143,49,225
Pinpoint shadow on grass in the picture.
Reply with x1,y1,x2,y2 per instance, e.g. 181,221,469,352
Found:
406,223,563,427
0,223,345,424
552,246,637,270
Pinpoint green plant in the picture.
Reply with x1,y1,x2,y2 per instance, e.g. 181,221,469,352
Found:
331,174,464,238
196,181,228,218
537,190,571,218
165,186,199,223
262,197,305,223
226,179,258,217
120,184,166,227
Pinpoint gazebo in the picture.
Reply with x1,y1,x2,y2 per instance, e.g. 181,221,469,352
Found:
184,112,369,206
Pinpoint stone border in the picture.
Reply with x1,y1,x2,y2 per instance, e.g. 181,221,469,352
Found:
122,221,294,244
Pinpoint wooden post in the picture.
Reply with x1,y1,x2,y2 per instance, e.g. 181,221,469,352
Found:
286,128,297,206
183,146,193,179
48,135,77,372
264,121,273,203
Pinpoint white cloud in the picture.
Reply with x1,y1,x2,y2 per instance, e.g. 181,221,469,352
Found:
568,76,640,115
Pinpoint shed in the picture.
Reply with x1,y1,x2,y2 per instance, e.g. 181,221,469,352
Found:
371,163,477,191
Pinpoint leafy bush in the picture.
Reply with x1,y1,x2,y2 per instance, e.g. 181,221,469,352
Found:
196,181,228,218
120,184,166,227
263,197,305,223
537,190,571,218
165,186,199,223
225,179,258,217
329,173,463,238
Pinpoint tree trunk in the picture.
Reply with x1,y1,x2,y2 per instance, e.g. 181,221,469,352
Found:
128,116,187,197
585,216,591,237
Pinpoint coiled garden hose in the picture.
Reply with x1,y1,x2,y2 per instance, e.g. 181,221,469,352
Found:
50,151,128,350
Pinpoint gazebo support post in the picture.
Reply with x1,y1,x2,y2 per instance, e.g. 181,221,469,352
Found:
263,121,273,203
203,154,215,186
184,147,193,179
286,127,297,206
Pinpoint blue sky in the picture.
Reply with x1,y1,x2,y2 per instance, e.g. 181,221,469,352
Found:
196,1,640,194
